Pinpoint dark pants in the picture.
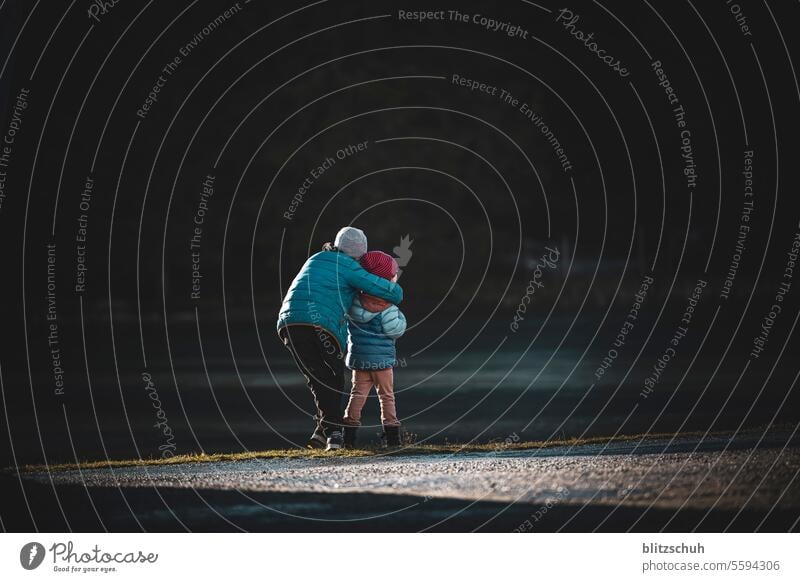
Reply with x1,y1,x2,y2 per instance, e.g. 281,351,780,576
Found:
279,325,344,434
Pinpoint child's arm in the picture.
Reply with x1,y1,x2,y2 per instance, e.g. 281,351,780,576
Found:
381,306,407,339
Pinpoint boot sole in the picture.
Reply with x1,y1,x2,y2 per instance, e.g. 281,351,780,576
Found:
306,436,327,449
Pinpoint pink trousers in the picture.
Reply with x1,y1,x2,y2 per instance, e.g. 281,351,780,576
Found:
343,368,400,427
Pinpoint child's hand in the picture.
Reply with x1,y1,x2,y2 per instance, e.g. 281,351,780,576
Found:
360,293,392,312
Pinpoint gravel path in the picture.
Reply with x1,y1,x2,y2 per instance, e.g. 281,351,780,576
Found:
26,436,800,512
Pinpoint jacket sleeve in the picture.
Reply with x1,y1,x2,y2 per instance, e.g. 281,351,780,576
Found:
348,296,370,323
345,265,403,304
380,306,407,339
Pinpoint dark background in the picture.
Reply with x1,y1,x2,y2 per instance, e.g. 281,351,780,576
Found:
1,0,799,469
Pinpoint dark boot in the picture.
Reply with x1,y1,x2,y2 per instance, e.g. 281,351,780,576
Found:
306,427,327,449
343,426,358,448
383,425,401,447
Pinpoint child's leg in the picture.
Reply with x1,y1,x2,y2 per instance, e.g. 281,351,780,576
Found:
343,369,372,426
372,368,399,427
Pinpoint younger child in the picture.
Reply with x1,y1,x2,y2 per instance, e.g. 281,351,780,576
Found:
343,251,407,447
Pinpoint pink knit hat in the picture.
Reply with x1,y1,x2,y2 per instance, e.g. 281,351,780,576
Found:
360,251,398,280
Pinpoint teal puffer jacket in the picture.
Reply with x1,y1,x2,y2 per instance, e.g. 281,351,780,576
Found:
277,250,403,351
346,296,407,370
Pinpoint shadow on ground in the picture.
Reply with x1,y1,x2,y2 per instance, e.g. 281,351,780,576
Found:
1,478,797,532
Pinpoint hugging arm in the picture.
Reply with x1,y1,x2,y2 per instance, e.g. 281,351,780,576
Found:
346,266,403,304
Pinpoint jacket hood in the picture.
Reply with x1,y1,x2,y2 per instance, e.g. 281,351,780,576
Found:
349,296,380,323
